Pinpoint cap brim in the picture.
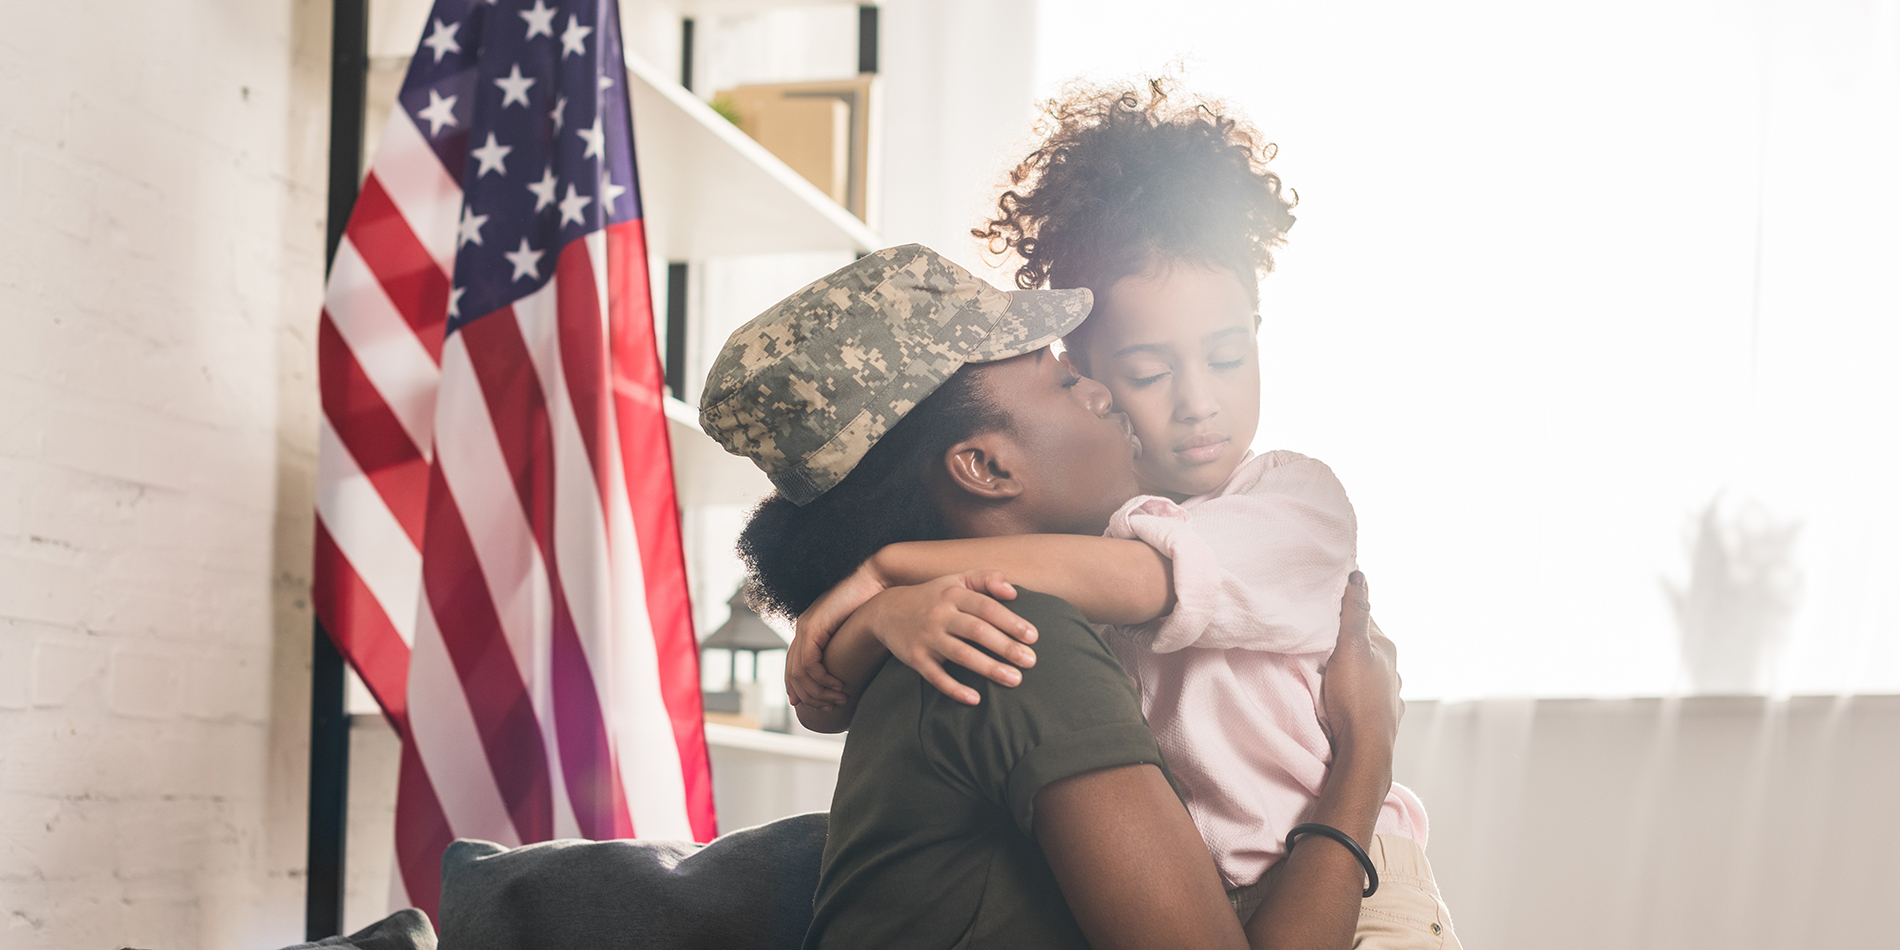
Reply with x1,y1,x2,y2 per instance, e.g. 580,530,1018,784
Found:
964,287,1095,363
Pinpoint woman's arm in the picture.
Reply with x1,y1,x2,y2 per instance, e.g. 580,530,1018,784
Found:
872,536,1175,625
1036,762,1250,950
1244,571,1400,949
1036,572,1399,950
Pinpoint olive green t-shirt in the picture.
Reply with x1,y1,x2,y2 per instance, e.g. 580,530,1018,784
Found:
802,590,1174,950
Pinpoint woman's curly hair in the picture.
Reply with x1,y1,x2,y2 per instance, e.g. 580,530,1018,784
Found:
975,78,1297,308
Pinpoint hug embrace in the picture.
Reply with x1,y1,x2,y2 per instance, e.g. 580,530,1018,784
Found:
701,81,1461,949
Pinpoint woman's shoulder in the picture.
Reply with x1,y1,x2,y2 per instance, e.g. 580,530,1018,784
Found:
1000,589,1132,676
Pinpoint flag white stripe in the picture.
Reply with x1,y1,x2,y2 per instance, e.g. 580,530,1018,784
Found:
407,601,521,847
434,326,585,841
368,109,461,276
511,276,614,839
315,418,421,645
325,237,442,452
432,335,553,714
603,397,695,838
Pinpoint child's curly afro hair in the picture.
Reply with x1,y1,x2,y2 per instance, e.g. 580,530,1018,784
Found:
975,77,1297,308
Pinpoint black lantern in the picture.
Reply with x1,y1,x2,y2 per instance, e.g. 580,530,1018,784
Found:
699,580,788,720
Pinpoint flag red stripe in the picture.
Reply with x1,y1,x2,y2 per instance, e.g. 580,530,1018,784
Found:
554,241,612,513
394,733,456,923
346,174,449,364
311,520,410,735
419,460,555,844
318,313,430,547
604,222,715,840
460,305,636,840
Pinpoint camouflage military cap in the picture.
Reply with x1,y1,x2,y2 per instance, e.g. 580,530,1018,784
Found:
699,244,1093,505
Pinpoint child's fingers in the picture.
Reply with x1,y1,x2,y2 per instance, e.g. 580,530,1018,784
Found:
971,570,1017,601
808,664,844,693
944,612,1036,669
917,659,982,706
938,639,1023,690
952,588,1037,646
788,664,846,707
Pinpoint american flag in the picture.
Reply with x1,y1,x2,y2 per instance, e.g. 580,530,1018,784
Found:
312,0,715,915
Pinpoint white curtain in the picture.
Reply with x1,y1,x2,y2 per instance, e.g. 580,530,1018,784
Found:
1037,0,1900,699
1399,695,1900,949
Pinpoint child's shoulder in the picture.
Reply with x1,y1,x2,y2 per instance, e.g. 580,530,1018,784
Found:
1220,450,1350,501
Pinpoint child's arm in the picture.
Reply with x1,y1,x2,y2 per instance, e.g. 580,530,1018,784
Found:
870,536,1176,625
787,536,1172,731
788,571,1042,733
1110,453,1360,655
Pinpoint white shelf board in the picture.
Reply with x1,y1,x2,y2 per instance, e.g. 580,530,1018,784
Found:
665,395,776,508
703,722,845,762
625,52,881,260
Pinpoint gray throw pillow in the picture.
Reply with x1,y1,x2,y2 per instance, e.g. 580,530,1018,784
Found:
269,908,437,950
437,812,827,950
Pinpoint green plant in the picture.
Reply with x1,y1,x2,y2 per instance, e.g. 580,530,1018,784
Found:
709,95,743,128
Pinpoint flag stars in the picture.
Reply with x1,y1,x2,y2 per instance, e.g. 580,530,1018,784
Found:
471,132,513,177
494,63,536,108
505,237,546,281
421,18,462,62
519,0,556,39
416,89,459,136
558,184,593,226
457,206,489,247
600,173,627,210
549,95,567,134
528,167,559,212
560,15,593,58
447,286,466,318
577,116,605,161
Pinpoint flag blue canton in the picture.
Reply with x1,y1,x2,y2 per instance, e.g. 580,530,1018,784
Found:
395,0,643,333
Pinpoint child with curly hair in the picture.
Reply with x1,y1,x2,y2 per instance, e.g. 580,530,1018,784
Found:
785,79,1458,947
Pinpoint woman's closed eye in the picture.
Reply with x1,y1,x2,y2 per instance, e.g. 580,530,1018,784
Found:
1127,371,1170,387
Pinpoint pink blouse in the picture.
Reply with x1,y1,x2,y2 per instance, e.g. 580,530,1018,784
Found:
1103,450,1428,889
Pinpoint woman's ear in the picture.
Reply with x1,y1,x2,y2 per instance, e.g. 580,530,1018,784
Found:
943,433,1024,502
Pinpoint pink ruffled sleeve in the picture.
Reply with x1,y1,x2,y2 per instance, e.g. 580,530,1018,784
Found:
1105,452,1359,655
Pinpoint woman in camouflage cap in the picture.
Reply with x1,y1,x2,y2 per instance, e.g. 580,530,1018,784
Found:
706,247,1404,950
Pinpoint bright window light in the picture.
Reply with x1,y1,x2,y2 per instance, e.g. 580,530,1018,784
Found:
1038,0,1900,699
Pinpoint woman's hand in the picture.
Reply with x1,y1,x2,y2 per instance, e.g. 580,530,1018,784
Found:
1318,571,1403,762
856,571,1038,706
1244,571,1402,950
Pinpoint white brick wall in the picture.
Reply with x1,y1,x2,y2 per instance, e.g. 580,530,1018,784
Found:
0,1,331,947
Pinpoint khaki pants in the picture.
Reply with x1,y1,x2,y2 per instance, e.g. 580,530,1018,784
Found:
1229,834,1461,949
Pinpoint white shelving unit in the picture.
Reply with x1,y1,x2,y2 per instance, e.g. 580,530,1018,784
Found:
624,51,880,261
663,394,772,508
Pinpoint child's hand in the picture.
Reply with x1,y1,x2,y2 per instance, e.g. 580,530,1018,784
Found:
859,571,1037,706
787,563,889,709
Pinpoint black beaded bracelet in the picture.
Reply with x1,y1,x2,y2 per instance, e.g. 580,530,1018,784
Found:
1285,823,1379,897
